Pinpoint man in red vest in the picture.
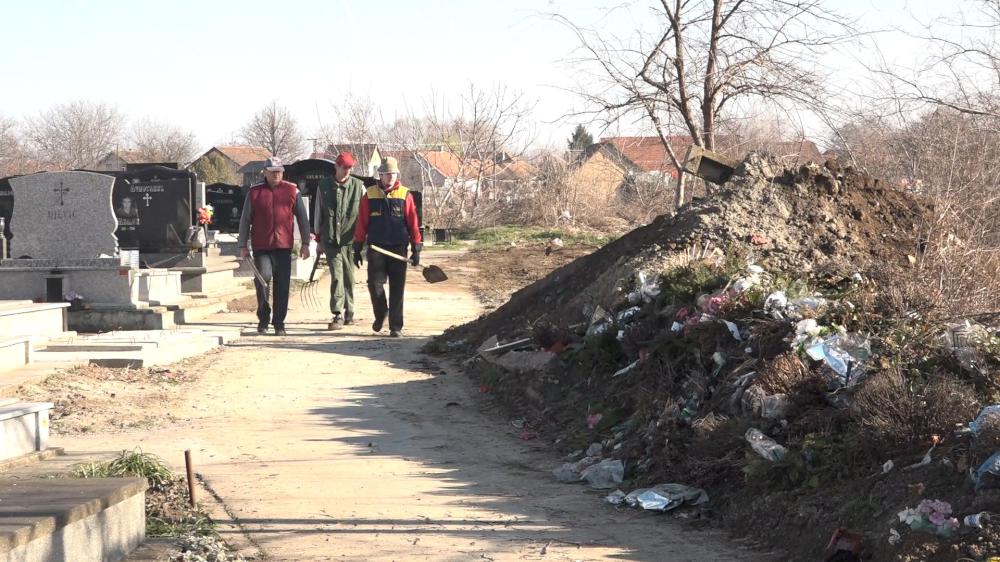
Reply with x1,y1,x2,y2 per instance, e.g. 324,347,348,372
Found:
237,157,311,336
353,157,422,337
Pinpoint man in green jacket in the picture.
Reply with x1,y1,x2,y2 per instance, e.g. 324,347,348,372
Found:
316,151,365,330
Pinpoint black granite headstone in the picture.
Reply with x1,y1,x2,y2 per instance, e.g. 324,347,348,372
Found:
92,166,195,252
0,176,13,256
206,183,245,233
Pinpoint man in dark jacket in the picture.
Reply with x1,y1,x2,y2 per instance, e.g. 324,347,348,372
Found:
353,157,422,337
238,157,311,336
316,151,365,330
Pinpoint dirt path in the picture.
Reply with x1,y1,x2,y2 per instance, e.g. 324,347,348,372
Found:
50,251,770,561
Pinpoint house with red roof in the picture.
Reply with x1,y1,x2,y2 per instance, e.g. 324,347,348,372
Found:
188,145,272,187
572,135,825,205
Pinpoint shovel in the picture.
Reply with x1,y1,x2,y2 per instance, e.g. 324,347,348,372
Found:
369,244,448,283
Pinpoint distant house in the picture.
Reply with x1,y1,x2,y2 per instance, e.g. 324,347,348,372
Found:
93,150,178,171
311,143,382,177
188,145,271,187
571,135,825,203
381,150,477,194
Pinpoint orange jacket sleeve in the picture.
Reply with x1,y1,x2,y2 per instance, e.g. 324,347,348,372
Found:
405,193,422,245
354,194,370,243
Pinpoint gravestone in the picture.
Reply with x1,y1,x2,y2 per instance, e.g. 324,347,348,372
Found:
0,177,12,256
9,171,118,259
103,166,195,252
0,170,185,310
205,183,244,233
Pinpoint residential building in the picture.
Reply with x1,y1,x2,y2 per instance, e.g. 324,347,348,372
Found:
188,145,272,187
93,150,178,171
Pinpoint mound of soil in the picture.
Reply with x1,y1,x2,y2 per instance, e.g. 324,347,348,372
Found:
435,155,1000,560
450,155,933,346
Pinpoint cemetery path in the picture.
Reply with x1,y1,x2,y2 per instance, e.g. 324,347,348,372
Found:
52,251,769,561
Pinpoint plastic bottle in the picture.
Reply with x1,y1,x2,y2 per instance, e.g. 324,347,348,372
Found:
745,428,788,462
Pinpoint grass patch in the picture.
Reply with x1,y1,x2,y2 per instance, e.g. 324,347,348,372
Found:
71,449,216,538
457,226,613,248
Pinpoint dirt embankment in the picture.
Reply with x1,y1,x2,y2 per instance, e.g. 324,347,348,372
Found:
437,155,1000,560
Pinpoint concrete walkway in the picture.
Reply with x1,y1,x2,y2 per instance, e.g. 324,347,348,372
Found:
52,252,769,561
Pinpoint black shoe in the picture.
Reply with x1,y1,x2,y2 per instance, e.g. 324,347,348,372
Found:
256,323,267,334
328,314,344,331
372,317,384,332
389,329,401,338
344,310,354,325
274,327,287,336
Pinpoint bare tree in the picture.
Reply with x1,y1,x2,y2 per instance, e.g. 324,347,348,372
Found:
0,115,31,176
128,119,198,164
25,101,124,170
425,83,535,224
323,93,382,146
240,101,305,160
557,0,854,206
871,1,1000,119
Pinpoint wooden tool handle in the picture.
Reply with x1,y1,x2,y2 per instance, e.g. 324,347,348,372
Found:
369,244,409,263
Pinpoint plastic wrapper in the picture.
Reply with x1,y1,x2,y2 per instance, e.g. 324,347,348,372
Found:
604,489,626,505
805,332,871,387
745,428,787,462
581,459,624,489
970,405,1000,436
551,456,599,483
623,483,709,512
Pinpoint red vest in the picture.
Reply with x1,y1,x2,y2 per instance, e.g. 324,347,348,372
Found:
248,180,298,250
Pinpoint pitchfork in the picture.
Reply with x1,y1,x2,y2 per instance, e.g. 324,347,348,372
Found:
300,191,326,310
299,250,325,310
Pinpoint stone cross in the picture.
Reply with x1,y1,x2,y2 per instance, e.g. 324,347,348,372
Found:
53,182,70,206
142,193,153,207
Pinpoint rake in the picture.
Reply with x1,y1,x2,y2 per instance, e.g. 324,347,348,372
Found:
299,252,326,310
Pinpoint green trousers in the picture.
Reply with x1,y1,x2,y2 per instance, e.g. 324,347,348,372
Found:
323,241,355,315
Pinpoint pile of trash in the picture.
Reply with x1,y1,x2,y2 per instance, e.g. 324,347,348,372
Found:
440,154,1000,560
452,154,932,347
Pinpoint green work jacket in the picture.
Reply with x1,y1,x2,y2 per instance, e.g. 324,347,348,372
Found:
317,175,365,247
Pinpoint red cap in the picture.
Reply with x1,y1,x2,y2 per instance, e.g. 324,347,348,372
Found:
335,151,356,167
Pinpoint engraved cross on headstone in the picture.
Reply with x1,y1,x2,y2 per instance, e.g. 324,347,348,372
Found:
53,182,70,206
142,194,153,207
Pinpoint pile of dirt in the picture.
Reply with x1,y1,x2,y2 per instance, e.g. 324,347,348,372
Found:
16,353,213,434
449,154,932,346
436,155,1000,560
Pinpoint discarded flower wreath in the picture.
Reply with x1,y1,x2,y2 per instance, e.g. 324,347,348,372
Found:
196,205,214,226
897,499,959,537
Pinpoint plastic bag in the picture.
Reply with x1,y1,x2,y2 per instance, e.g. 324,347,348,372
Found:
581,459,625,489
745,428,787,462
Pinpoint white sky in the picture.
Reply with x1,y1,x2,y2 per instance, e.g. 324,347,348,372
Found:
0,0,965,153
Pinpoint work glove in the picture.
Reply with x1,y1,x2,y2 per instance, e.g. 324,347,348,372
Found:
410,243,422,267
353,242,364,268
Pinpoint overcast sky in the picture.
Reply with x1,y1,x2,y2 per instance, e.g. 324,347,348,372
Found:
0,0,960,152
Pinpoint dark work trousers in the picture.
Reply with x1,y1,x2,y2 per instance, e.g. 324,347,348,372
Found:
253,249,292,329
366,245,408,331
